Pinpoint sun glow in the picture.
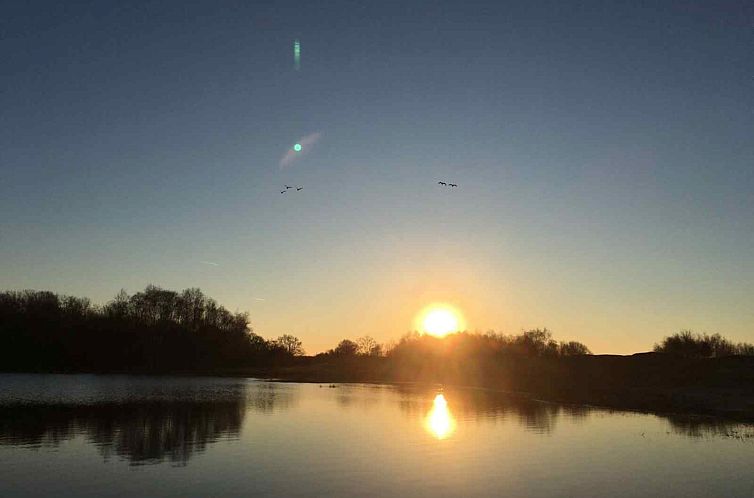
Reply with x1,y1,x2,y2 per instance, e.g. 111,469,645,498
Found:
425,394,456,439
416,304,464,337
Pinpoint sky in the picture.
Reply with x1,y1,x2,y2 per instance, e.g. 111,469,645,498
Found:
2,0,753,354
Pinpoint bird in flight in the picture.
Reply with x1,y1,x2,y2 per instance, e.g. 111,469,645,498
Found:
280,190,286,194
438,181,447,186
297,187,303,191
285,185,293,190
449,183,458,187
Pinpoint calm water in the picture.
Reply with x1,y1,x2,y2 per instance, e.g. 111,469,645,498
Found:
1,374,752,498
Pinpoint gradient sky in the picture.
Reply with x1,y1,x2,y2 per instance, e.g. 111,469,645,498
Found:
2,1,753,354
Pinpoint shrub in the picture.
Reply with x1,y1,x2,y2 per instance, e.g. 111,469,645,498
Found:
653,330,754,358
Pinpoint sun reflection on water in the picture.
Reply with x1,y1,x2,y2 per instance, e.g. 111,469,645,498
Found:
425,394,456,439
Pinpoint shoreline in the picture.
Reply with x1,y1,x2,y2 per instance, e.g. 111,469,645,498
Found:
3,360,754,424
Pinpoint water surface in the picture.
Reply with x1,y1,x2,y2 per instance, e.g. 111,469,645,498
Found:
0,374,752,497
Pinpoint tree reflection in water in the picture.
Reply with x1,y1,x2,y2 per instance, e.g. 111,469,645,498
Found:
0,383,298,466
1,381,750,468
397,386,581,435
396,386,751,439
0,401,242,466
664,415,754,440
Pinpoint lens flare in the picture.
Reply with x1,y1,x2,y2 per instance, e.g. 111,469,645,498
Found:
279,132,322,169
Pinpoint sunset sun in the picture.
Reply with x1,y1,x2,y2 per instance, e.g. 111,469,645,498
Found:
417,305,464,337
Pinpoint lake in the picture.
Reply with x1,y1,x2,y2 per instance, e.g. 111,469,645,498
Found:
0,374,752,498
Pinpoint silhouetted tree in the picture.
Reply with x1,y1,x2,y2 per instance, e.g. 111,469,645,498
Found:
558,341,591,356
0,286,283,372
273,334,305,356
332,339,359,357
513,329,560,356
654,330,753,358
356,336,382,356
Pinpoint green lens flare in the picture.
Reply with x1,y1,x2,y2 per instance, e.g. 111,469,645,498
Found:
293,143,302,152
294,39,300,70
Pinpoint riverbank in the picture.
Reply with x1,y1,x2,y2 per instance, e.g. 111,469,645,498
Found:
4,353,754,421
213,353,754,422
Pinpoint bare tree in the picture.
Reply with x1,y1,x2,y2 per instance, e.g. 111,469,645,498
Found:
274,334,305,356
356,335,382,356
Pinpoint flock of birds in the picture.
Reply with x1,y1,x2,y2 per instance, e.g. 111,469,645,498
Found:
280,181,458,194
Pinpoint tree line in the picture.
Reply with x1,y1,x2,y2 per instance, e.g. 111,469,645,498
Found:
1,286,752,374
0,286,301,372
318,329,591,361
653,330,754,358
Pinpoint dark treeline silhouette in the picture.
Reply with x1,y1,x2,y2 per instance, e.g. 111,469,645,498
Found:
0,285,592,375
654,330,754,358
0,286,301,372
304,329,591,388
317,329,590,360
388,329,591,358
303,330,592,390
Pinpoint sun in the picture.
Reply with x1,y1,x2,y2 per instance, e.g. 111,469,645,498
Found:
424,309,458,337
417,304,464,337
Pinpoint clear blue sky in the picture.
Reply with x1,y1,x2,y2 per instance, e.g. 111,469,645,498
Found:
2,0,753,353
